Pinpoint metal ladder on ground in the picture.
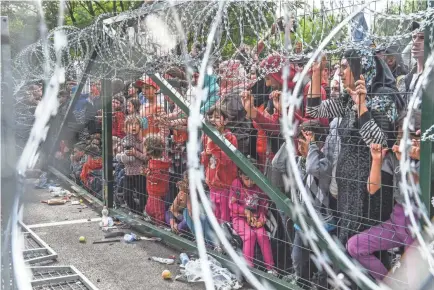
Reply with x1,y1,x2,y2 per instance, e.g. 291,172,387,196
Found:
20,221,58,265
20,221,99,290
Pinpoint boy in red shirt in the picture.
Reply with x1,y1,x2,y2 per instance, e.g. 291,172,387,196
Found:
201,107,238,224
144,135,171,223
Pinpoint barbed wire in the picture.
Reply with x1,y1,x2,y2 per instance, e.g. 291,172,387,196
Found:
11,0,434,94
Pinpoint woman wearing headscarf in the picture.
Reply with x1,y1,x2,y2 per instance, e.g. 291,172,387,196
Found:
214,59,255,156
307,48,405,244
377,45,409,84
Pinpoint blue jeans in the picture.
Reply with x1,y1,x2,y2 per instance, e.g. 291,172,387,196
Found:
183,208,217,247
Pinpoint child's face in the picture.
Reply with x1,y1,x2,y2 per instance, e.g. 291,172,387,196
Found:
209,111,227,130
127,101,134,114
395,129,420,155
126,121,141,135
240,173,255,188
92,133,101,139
143,84,156,100
112,99,121,111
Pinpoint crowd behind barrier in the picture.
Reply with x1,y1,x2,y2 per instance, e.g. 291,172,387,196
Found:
21,20,427,290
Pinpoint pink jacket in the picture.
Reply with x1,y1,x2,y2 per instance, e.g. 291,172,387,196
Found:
229,178,269,224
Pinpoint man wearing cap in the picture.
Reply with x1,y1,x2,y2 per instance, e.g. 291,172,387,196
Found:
136,78,155,105
397,21,424,107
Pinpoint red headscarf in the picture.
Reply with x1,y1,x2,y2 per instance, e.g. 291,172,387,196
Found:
260,53,296,89
218,60,254,95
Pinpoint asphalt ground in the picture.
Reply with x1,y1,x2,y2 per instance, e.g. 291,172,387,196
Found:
22,182,206,290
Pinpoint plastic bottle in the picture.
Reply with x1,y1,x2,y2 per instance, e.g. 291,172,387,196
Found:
38,172,47,187
123,233,138,243
151,257,175,265
101,206,109,227
180,253,190,266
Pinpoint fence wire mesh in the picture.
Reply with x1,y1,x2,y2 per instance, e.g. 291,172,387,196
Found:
7,0,434,290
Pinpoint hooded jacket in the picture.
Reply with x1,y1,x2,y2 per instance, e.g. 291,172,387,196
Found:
306,49,403,243
384,46,409,79
201,130,238,190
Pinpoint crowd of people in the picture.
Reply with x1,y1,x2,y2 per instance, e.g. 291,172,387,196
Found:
44,20,426,289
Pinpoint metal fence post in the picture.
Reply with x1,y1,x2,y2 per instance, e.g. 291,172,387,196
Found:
101,75,113,208
1,16,16,290
420,1,434,219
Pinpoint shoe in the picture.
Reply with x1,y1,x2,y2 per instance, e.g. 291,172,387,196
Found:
267,269,278,277
142,211,152,222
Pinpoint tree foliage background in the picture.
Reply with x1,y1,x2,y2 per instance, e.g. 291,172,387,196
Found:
1,1,142,58
1,0,428,60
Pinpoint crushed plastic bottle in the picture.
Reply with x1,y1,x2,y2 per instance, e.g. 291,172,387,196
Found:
123,233,139,243
151,257,175,265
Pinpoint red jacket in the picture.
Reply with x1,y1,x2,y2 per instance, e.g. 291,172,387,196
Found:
201,130,238,190
112,111,126,138
147,158,171,197
80,157,102,185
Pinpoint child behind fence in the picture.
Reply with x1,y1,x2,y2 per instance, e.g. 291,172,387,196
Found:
347,110,421,285
80,145,102,192
116,115,148,213
166,171,189,234
70,142,87,183
201,106,238,224
292,120,335,288
144,135,171,223
229,158,276,275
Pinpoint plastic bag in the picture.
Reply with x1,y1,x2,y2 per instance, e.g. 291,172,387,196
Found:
177,255,242,290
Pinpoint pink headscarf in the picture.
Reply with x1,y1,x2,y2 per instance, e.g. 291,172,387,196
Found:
218,60,253,95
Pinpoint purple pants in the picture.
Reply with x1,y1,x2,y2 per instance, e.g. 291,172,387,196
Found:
347,203,416,281
165,211,188,232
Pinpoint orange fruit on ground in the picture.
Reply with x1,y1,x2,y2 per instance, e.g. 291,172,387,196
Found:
162,270,171,280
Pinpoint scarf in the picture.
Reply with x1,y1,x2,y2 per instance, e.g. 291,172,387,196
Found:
344,48,376,87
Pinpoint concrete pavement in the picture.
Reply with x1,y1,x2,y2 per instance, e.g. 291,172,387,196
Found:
22,182,205,290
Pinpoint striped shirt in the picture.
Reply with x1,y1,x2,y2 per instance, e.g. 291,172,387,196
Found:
306,96,394,146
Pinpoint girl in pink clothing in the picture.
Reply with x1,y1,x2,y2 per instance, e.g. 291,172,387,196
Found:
229,169,276,275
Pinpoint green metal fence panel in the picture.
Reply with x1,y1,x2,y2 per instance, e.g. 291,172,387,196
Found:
420,0,434,219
